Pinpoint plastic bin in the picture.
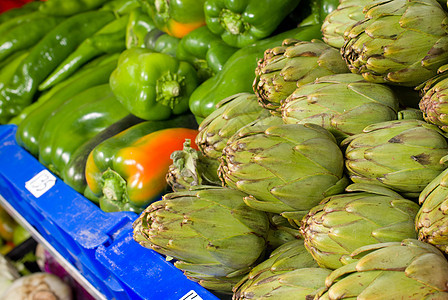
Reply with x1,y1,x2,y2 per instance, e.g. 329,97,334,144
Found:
0,124,220,300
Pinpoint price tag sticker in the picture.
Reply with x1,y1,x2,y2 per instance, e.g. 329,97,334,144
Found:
25,170,56,198
180,290,202,300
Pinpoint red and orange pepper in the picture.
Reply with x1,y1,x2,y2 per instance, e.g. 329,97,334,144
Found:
84,114,199,213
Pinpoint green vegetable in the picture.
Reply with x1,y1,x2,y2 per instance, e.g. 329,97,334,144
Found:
342,119,448,197
61,114,144,194
281,73,400,141
321,0,371,48
125,7,156,49
341,0,448,87
316,239,448,299
254,39,349,114
109,47,198,120
233,240,326,299
15,57,119,157
188,24,322,123
419,64,448,132
0,15,64,64
204,0,300,48
0,1,41,24
0,10,115,124
195,93,271,160
37,84,129,176
100,0,141,16
166,139,221,192
145,28,180,56
176,25,238,82
219,121,348,215
39,0,110,16
416,160,448,255
0,50,29,91
138,0,206,38
39,15,129,91
133,185,270,293
296,183,419,269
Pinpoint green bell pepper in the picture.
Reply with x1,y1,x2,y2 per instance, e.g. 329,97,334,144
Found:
145,28,180,56
39,15,129,91
176,25,238,82
0,15,65,64
39,0,110,16
189,24,322,122
138,0,206,38
125,7,156,48
15,56,119,157
0,10,115,124
299,0,340,25
38,84,129,176
110,48,198,121
204,0,300,48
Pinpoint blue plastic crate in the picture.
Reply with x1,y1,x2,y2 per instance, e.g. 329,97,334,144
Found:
0,124,220,300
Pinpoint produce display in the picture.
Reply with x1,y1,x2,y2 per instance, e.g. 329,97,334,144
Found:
0,0,448,299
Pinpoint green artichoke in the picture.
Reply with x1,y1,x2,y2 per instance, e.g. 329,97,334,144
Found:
342,119,448,197
341,0,448,87
416,158,448,254
321,0,371,49
315,239,448,299
266,214,302,251
294,183,419,270
233,239,327,300
253,39,349,114
219,121,348,215
133,185,269,292
166,139,221,191
233,268,331,300
419,64,448,132
281,73,400,141
195,93,271,160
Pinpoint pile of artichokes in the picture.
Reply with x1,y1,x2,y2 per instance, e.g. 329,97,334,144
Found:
133,0,448,298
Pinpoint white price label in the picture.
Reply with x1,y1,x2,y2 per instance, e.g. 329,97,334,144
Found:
25,170,56,198
180,290,202,300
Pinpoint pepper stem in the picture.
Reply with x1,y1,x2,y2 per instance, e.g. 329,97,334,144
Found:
101,168,128,205
219,9,247,35
156,71,184,108
154,0,170,20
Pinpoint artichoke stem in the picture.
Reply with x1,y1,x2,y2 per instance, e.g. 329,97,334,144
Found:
101,169,127,204
220,9,246,35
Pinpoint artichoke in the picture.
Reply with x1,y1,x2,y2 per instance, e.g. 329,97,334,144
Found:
416,158,448,254
281,73,400,141
233,268,331,300
341,0,448,87
166,139,221,191
315,239,448,299
132,185,269,293
219,121,348,215
266,214,302,251
253,39,349,114
321,0,371,49
342,119,448,197
233,240,327,300
419,64,448,132
294,183,419,270
195,93,271,160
